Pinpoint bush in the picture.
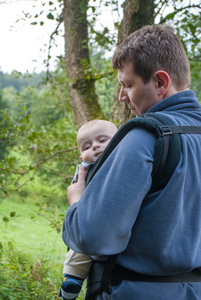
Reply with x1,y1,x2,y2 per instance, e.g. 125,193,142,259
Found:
0,241,86,299
0,241,62,299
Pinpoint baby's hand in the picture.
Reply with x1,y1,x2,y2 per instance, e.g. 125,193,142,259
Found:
67,166,86,205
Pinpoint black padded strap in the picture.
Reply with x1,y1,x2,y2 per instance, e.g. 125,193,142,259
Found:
111,264,201,285
145,115,172,177
154,124,201,178
85,255,118,300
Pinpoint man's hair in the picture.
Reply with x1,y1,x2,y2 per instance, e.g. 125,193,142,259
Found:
112,24,190,90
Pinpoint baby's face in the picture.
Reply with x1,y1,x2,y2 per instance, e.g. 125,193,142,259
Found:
77,123,116,163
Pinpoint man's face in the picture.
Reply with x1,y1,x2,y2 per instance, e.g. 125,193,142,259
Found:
117,62,160,117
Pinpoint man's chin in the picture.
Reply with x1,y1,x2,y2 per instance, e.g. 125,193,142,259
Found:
131,109,138,116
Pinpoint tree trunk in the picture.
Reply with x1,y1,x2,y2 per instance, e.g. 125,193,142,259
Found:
111,0,155,125
63,0,105,128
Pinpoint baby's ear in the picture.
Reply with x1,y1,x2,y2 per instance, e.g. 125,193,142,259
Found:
79,156,83,162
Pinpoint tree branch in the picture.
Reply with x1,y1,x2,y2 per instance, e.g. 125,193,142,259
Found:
46,13,63,79
1,147,77,176
1,166,37,200
0,147,77,200
159,4,201,24
154,0,169,20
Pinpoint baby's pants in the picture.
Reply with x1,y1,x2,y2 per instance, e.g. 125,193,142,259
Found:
63,249,93,279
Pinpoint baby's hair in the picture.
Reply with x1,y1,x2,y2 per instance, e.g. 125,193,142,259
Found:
77,119,117,135
78,119,103,131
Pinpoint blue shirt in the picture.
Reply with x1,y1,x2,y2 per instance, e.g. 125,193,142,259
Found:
62,90,201,299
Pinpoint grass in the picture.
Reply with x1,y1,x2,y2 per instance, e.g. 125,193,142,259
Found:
0,195,67,262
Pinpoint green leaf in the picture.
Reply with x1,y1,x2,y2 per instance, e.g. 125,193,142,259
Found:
3,217,9,224
10,211,16,217
80,1,88,12
47,13,54,20
164,12,175,20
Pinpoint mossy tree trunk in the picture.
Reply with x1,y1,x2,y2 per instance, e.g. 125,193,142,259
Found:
63,0,105,128
111,0,155,125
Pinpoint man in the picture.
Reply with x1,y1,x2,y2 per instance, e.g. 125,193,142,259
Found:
62,24,201,299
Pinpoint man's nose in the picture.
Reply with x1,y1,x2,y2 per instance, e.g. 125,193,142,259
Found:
119,86,129,103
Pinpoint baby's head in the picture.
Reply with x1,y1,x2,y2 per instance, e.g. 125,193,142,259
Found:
77,119,118,163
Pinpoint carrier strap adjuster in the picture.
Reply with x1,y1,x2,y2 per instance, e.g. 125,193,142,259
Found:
156,125,173,137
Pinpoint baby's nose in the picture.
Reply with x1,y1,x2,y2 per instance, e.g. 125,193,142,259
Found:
92,142,100,150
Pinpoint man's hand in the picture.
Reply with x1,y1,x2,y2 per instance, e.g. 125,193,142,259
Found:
67,166,86,205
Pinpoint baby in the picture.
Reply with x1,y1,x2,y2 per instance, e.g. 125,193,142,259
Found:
60,119,117,300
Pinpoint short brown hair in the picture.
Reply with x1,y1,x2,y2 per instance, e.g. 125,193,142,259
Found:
112,24,190,90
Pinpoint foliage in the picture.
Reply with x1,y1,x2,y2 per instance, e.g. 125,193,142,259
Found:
90,50,116,118
0,70,46,91
16,0,64,73
0,241,63,299
0,194,67,255
0,237,86,299
190,60,201,103
0,67,79,201
87,0,120,51
0,89,9,160
0,198,77,299
155,0,201,61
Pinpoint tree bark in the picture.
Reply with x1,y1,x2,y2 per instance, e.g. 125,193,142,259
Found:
111,0,155,125
63,0,105,128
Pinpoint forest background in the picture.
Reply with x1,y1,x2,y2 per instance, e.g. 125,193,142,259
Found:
1,0,201,299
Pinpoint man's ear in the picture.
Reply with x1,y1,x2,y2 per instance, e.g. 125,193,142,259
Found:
154,70,170,96
79,156,83,162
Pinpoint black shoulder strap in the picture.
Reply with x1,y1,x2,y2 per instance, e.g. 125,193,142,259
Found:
86,112,201,192
141,113,181,192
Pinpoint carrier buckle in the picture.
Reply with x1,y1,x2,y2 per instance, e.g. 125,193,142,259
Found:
156,125,172,137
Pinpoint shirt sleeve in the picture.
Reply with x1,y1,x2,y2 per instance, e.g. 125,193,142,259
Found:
62,127,156,256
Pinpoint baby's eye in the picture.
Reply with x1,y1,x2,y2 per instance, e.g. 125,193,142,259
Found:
84,145,91,150
100,138,108,143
